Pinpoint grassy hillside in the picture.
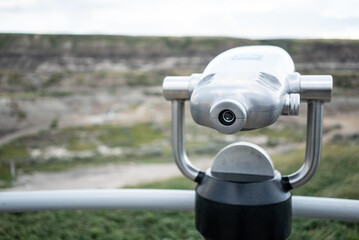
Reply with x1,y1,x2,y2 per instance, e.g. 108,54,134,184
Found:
1,34,359,93
0,143,358,240
0,34,357,141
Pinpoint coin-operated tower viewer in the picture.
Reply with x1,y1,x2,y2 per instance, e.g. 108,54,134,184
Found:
163,46,332,240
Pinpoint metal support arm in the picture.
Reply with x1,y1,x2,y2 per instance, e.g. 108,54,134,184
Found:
172,100,202,181
286,101,323,189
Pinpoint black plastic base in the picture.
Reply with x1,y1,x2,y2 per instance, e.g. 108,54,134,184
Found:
195,172,291,240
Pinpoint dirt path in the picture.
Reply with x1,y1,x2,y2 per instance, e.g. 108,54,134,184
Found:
6,141,305,192
6,160,212,191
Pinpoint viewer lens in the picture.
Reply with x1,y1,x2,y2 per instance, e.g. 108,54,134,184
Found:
219,110,236,126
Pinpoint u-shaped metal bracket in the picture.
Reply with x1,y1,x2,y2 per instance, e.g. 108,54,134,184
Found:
171,99,324,189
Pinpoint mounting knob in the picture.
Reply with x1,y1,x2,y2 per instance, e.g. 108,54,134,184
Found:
211,142,274,182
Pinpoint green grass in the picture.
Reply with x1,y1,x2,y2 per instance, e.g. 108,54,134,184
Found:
272,143,359,198
0,143,358,239
66,139,97,151
0,209,200,240
98,123,163,147
0,122,164,156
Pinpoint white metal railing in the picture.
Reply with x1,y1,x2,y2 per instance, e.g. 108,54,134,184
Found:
1,189,359,222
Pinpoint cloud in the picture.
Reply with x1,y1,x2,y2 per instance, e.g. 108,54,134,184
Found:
0,0,358,39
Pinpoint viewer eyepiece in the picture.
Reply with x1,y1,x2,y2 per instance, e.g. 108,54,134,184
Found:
219,110,236,126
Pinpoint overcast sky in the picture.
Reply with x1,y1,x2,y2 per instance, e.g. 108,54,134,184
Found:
0,0,358,39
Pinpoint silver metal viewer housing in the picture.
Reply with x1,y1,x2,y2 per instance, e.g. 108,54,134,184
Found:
163,46,332,134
